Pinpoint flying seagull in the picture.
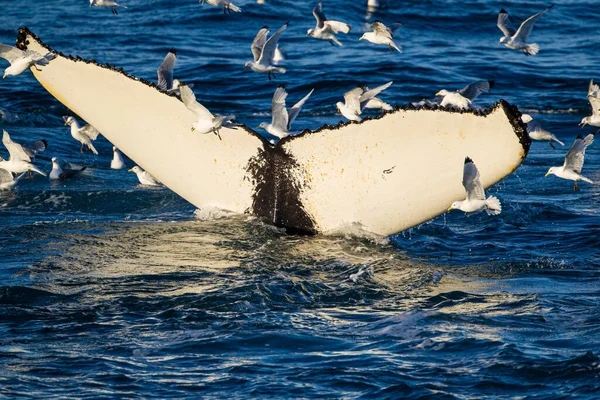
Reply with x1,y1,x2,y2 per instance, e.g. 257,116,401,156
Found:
545,133,595,191
497,5,554,56
359,21,402,53
435,80,494,110
0,43,54,78
50,157,87,180
580,79,600,128
258,85,314,140
336,81,393,121
89,0,128,15
200,0,241,13
244,23,288,80
307,3,351,46
180,85,235,138
448,157,502,215
521,114,564,149
0,130,46,176
129,166,160,186
63,116,101,154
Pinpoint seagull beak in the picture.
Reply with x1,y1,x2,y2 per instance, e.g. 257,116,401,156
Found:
128,168,133,172
435,92,441,96
544,172,550,177
256,125,261,129
2,73,6,79
447,206,453,211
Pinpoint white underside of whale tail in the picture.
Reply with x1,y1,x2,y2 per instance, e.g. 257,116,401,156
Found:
19,27,529,236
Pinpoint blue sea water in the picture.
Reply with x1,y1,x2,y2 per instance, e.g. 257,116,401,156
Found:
1,0,600,398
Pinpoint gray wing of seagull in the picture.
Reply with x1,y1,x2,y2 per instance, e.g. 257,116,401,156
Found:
270,86,289,132
2,130,31,162
80,124,100,140
22,139,48,158
0,44,25,63
513,5,554,43
359,81,393,109
157,50,176,91
497,9,517,37
344,87,363,115
587,79,600,116
180,85,214,119
313,3,327,29
457,80,494,101
0,168,13,184
371,21,393,39
564,134,594,173
287,89,314,130
251,27,269,62
463,157,486,201
258,23,288,67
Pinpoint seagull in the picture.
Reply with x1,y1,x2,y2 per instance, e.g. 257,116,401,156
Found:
545,133,595,191
0,43,55,78
580,79,600,128
180,85,235,138
157,49,176,91
244,23,288,81
111,146,126,169
521,114,564,149
497,5,554,56
200,0,241,13
129,166,160,186
359,21,402,53
257,85,314,140
89,0,128,15
63,116,100,154
0,130,46,176
307,3,351,46
363,97,393,112
435,80,494,110
0,168,26,190
166,79,194,96
49,157,87,180
448,157,502,215
336,81,393,121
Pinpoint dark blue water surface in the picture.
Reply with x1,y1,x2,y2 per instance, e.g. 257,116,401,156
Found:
1,0,600,398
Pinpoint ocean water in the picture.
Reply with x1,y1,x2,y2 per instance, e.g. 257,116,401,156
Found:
1,0,600,398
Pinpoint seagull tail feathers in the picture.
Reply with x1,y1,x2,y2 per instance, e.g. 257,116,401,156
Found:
524,43,539,56
484,196,502,216
273,67,286,74
390,40,402,53
87,142,99,155
30,165,47,177
551,136,565,146
227,3,241,12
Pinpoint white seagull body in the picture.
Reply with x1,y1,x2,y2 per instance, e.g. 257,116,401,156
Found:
244,23,288,80
336,81,393,121
0,168,26,190
90,0,127,15
0,43,54,78
521,114,564,149
0,130,46,176
448,157,502,215
546,133,595,190
180,85,235,138
258,85,314,140
50,157,87,180
129,166,160,186
111,146,126,169
359,21,402,52
497,5,553,56
200,0,241,13
63,116,100,154
436,80,494,110
307,3,351,46
580,79,600,128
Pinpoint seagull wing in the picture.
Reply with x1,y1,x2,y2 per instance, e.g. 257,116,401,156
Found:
22,139,48,158
180,85,214,119
462,157,486,201
270,86,290,132
251,27,270,62
258,23,288,67
313,2,327,29
587,79,600,116
359,81,393,109
157,50,176,91
564,133,594,173
371,21,393,39
288,89,314,130
513,5,554,43
80,124,100,140
2,130,31,162
457,80,494,101
0,168,13,184
344,87,364,115
60,166,86,180
324,21,351,34
0,43,25,63
497,9,517,37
